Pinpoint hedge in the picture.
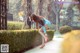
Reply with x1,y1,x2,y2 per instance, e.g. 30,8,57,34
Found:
0,30,54,53
7,21,24,30
59,25,72,34
62,30,80,53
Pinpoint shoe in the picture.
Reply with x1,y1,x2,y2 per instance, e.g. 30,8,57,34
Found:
40,44,45,48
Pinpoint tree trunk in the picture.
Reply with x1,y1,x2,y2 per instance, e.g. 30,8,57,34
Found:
26,0,32,29
38,0,43,16
51,0,63,31
21,0,32,29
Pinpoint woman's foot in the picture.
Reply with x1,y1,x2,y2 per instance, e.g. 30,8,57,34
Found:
40,44,45,48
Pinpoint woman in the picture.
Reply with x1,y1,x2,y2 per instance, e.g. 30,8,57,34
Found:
31,14,51,48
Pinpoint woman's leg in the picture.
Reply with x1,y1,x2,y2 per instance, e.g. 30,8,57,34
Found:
39,28,45,48
39,28,48,42
40,37,45,48
39,28,48,48
44,33,48,43
39,29,45,38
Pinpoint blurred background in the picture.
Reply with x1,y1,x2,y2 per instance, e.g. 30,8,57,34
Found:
0,0,80,30
8,0,80,30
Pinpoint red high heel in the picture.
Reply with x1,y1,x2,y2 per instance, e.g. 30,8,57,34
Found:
40,44,45,48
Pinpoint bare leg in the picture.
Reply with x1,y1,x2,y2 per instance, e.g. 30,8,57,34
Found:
39,29,48,48
42,37,45,45
44,34,48,43
39,29,45,38
40,37,45,48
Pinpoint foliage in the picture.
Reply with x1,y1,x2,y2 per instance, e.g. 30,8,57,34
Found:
9,0,22,20
7,21,24,30
0,30,54,53
59,25,72,34
62,30,80,53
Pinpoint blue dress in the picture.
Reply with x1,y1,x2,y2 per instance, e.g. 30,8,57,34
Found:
41,18,51,33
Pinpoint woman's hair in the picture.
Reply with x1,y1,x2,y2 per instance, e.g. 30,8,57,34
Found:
31,14,44,26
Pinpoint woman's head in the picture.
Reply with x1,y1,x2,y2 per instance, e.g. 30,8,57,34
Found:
30,14,44,26
30,14,38,21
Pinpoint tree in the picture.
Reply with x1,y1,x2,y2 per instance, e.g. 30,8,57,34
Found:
73,0,80,10
66,6,74,25
21,0,32,28
47,0,56,24
51,0,63,31
38,0,44,15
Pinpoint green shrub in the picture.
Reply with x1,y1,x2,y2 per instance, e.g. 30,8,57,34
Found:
7,21,24,30
59,25,72,34
0,30,54,53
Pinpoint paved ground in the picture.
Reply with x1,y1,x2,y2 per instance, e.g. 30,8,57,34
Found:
24,37,63,53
